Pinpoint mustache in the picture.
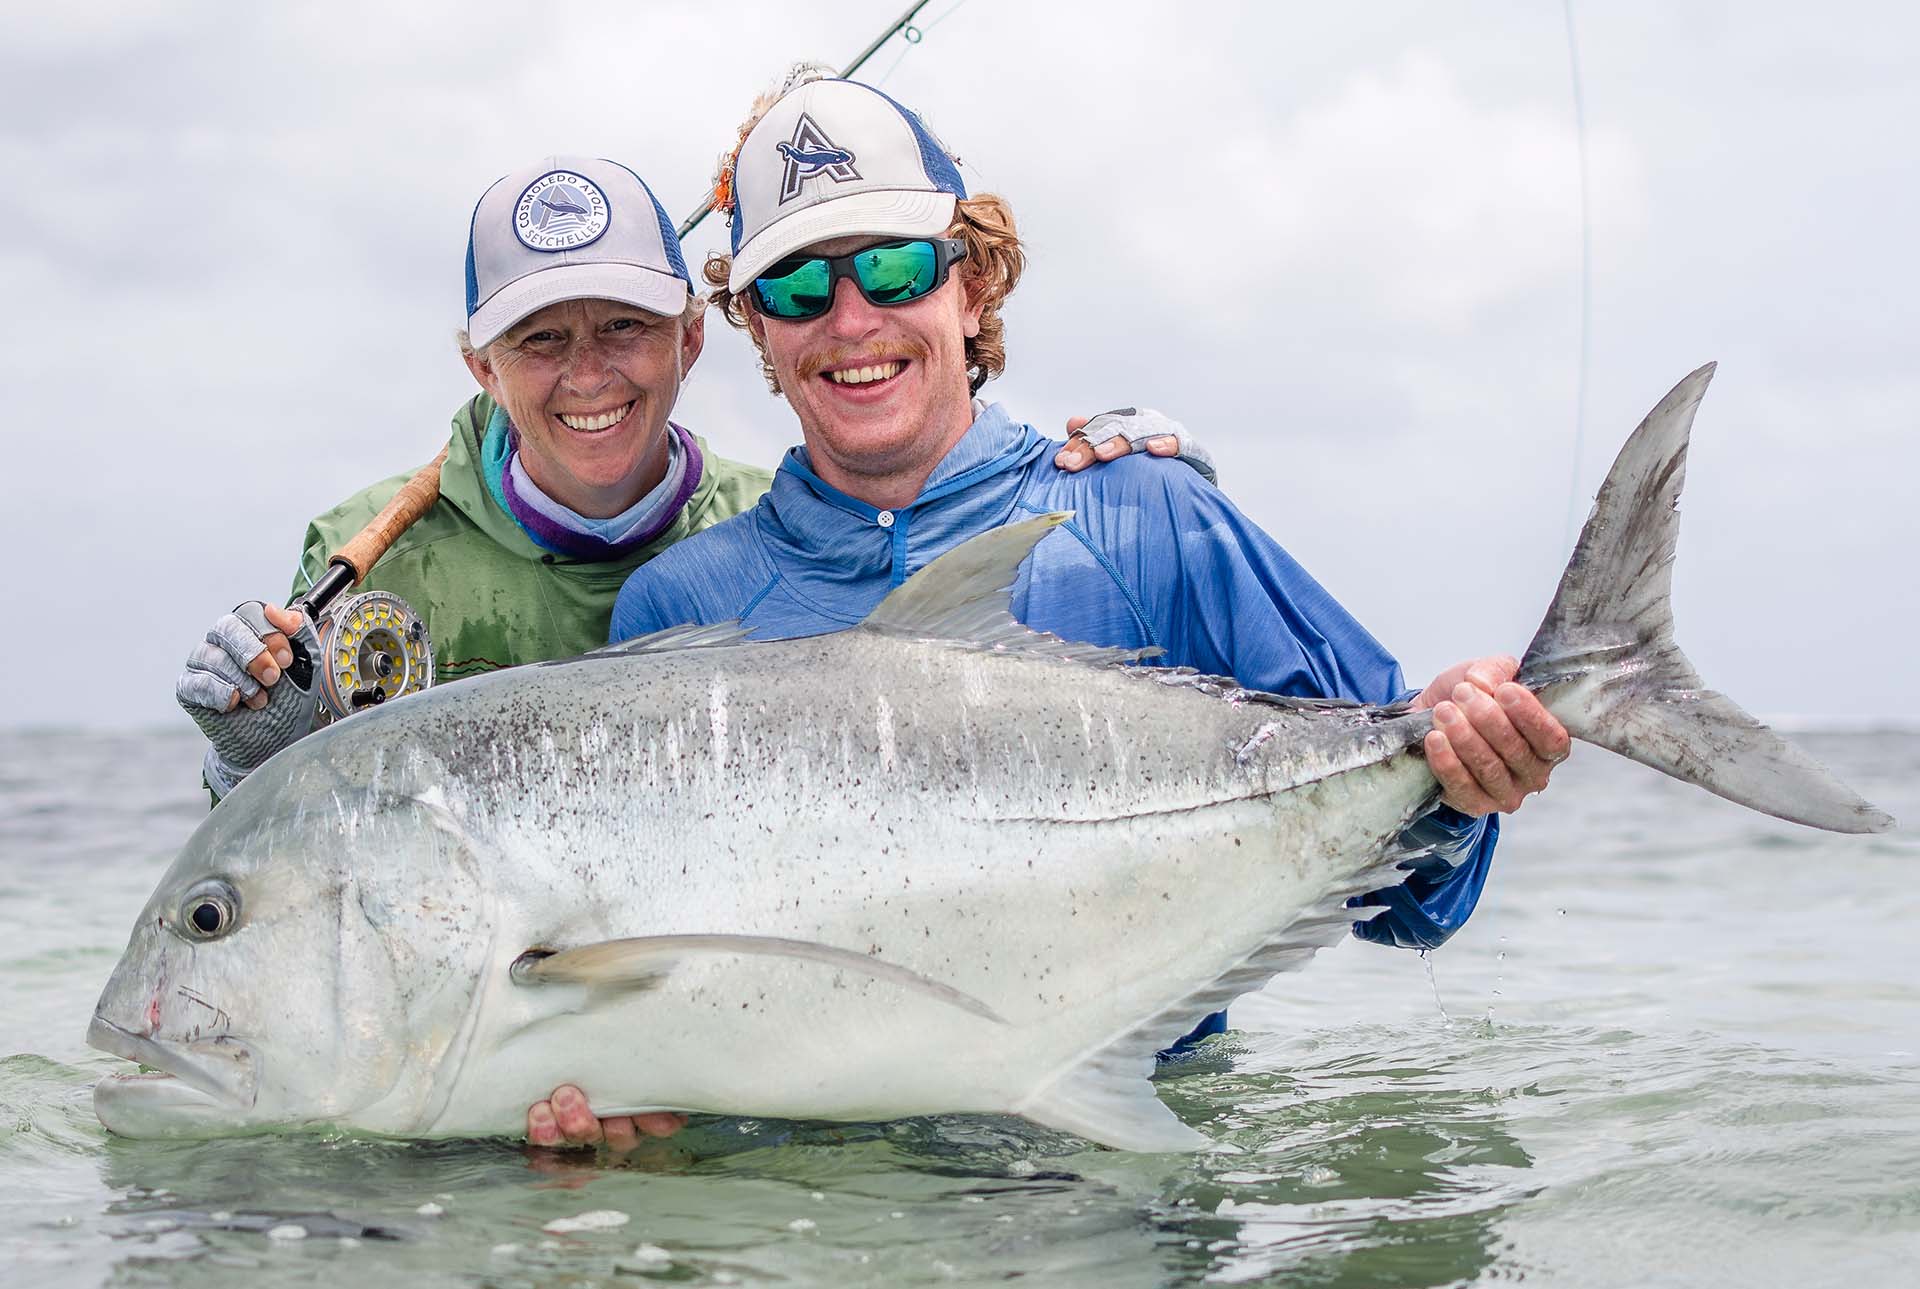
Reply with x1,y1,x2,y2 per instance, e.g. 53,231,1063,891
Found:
797,341,930,381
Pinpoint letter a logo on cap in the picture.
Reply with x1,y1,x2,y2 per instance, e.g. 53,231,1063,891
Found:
776,114,860,204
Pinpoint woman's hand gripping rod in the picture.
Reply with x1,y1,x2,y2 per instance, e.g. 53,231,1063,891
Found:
177,450,446,798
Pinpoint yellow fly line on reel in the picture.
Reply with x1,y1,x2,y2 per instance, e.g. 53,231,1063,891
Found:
292,450,444,723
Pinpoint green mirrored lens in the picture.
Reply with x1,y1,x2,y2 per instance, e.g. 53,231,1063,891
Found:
753,241,946,319
854,242,938,303
756,258,833,317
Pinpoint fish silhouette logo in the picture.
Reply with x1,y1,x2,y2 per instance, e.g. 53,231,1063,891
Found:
514,171,611,252
777,114,860,203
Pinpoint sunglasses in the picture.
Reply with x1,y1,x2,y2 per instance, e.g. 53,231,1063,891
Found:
749,238,968,320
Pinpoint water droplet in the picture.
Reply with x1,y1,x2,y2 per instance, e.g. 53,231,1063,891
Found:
415,1203,444,1217
1423,952,1452,1021
267,1224,307,1241
788,1217,817,1234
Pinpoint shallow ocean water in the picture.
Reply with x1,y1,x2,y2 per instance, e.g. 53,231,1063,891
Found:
1,727,1915,1287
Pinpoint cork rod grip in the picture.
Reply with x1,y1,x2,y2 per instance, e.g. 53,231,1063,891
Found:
333,449,448,581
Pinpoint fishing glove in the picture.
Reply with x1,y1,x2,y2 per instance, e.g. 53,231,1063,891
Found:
176,602,321,799
1074,408,1218,485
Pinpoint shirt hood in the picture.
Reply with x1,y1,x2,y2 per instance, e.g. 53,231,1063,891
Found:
762,402,1053,615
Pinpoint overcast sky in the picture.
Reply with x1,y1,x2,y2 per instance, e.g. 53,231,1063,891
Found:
2,1,1914,731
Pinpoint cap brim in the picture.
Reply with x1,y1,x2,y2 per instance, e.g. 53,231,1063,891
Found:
467,263,690,349
728,189,957,292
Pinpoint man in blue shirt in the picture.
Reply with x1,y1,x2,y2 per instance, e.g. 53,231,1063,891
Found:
572,74,1568,1148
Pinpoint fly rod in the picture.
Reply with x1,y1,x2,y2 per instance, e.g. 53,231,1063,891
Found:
294,2,945,713
676,0,937,239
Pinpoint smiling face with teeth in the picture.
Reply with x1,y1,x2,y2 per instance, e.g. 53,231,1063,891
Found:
749,236,984,510
464,298,704,518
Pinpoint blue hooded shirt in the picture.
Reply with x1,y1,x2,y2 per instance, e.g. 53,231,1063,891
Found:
612,405,1497,1035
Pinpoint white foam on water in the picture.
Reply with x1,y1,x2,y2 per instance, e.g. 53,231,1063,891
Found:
542,1209,630,1234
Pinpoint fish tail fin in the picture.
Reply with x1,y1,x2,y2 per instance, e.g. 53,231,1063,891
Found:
1517,363,1894,834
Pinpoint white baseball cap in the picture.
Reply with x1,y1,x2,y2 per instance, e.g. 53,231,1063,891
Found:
725,79,966,293
464,155,691,349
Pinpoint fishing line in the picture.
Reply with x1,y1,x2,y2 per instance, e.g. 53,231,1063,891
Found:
872,31,917,85
876,0,973,87
676,0,941,239
1562,0,1594,549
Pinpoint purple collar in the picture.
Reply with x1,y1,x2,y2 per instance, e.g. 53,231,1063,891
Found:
501,423,706,562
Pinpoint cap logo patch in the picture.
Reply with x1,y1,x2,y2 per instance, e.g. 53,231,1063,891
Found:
514,171,611,252
776,114,860,204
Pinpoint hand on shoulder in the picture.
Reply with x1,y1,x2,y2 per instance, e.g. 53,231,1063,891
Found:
1054,409,1216,484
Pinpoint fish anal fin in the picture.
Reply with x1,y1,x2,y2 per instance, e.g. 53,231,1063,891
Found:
510,934,1007,1024
1017,1057,1213,1153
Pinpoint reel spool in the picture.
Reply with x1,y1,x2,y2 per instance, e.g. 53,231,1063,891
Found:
312,590,433,723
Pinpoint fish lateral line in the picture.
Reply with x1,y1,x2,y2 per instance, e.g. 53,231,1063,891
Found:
509,933,1008,1024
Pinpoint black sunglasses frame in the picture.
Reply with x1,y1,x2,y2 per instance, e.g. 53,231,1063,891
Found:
748,237,970,320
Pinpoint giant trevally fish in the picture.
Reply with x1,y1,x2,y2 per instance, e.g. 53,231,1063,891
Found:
87,365,1893,1150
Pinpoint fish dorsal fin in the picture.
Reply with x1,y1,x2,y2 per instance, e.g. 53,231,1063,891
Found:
558,620,757,665
861,511,1157,665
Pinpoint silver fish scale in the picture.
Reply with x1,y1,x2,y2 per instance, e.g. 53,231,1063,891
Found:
238,630,1437,1131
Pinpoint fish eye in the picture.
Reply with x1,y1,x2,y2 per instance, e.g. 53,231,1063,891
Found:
180,880,240,941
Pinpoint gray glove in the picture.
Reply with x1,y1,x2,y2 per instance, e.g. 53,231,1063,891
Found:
177,603,321,798
1075,408,1217,485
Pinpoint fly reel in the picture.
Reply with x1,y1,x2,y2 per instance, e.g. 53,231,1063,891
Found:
311,589,433,723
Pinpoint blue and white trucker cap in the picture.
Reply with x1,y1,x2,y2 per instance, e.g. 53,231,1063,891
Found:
726,79,966,293
465,155,691,349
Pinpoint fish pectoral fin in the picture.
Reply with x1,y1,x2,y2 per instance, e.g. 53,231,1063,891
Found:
509,934,1006,1024
1016,1056,1212,1153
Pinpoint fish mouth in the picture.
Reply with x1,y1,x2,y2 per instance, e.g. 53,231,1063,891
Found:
87,1015,258,1130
